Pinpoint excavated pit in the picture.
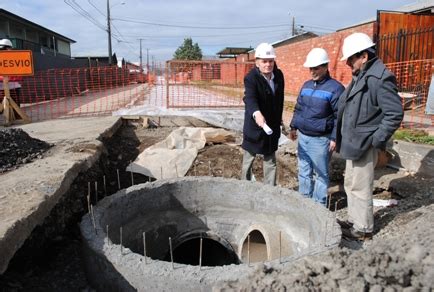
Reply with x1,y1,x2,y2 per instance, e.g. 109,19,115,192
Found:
80,176,341,291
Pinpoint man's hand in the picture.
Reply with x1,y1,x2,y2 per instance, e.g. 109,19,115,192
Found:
254,112,266,128
329,140,336,152
289,129,297,141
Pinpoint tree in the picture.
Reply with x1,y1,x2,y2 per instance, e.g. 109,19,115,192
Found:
173,38,202,60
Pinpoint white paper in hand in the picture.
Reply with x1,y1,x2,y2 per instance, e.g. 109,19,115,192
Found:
263,123,273,135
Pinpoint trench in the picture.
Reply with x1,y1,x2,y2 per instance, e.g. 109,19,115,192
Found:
1,120,343,290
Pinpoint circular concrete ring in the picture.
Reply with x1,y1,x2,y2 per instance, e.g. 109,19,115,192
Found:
80,177,341,291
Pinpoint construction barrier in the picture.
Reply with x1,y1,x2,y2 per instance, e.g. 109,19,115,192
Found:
1,60,432,131
386,59,433,129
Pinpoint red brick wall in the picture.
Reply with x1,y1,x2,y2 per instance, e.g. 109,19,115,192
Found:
274,22,376,94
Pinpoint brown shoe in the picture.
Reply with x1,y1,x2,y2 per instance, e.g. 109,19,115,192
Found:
342,227,373,241
337,219,353,229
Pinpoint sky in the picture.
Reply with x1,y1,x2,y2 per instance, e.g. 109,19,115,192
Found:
0,0,424,64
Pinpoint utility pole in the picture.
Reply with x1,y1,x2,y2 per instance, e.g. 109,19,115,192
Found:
107,0,113,65
146,48,149,72
139,39,143,72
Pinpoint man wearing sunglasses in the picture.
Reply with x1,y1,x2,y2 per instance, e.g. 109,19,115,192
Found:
289,48,344,206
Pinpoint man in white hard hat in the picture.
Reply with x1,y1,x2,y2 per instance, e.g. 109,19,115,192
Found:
336,32,403,240
289,48,344,206
241,42,285,185
0,38,23,108
0,38,13,49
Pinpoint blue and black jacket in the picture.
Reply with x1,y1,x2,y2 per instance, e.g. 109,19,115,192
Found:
290,73,344,140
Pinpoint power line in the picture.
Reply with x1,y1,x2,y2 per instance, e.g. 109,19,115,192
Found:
64,0,106,31
87,0,106,17
119,28,291,39
112,17,290,30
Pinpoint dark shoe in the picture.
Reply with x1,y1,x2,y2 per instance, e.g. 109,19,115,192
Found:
342,227,373,241
337,219,353,229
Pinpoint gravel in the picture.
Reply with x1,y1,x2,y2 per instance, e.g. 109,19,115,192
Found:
0,128,51,173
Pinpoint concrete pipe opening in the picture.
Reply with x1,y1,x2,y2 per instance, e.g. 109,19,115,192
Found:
241,230,267,263
165,231,240,266
80,177,341,291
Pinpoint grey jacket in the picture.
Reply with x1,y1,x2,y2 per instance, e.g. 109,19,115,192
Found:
336,58,403,160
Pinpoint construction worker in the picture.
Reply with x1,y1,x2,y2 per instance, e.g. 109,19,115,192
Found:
0,39,23,107
336,33,403,240
289,48,344,206
241,42,285,185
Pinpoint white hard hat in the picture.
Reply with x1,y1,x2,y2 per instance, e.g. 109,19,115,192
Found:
0,39,13,49
341,32,375,61
255,43,276,59
303,48,330,67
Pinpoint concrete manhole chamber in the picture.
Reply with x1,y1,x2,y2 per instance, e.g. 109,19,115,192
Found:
80,177,341,291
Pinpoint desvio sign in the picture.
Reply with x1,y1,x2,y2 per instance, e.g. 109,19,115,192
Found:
0,50,34,76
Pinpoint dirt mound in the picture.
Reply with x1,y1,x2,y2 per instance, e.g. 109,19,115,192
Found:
0,128,52,173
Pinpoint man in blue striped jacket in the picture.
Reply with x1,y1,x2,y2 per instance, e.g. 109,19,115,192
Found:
289,48,344,206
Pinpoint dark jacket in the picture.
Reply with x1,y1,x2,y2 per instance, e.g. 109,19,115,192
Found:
290,73,344,140
242,65,285,155
336,57,404,160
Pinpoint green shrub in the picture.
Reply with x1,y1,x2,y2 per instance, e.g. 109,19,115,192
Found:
393,129,434,145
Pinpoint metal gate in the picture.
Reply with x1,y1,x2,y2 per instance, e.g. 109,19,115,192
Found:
165,60,254,108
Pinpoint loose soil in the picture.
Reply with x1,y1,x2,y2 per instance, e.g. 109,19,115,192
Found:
0,128,51,174
0,121,433,291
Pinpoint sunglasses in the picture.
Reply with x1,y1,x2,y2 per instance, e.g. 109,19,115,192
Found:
309,65,324,71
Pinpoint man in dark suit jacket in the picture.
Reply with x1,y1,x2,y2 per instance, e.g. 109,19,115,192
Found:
241,42,285,185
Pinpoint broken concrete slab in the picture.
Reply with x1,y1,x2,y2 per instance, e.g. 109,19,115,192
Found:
0,116,121,274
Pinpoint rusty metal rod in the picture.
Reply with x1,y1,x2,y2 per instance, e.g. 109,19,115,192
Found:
103,175,107,197
143,232,147,264
169,237,174,270
116,169,121,190
90,205,97,235
106,224,109,245
95,181,98,202
308,231,312,249
199,236,203,269
279,231,282,264
323,220,328,247
130,162,134,186
87,182,91,212
120,226,123,254
247,234,251,265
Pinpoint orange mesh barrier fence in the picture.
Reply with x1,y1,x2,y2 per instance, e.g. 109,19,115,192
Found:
0,66,154,122
165,60,255,108
2,59,431,133
385,59,433,130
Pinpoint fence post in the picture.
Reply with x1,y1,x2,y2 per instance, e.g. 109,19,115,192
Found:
165,61,170,108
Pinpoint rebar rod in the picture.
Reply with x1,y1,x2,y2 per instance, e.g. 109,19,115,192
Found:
169,237,174,270
279,231,282,264
94,181,98,202
103,175,107,197
199,236,203,269
116,169,121,190
143,232,147,264
120,226,123,254
247,235,250,266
